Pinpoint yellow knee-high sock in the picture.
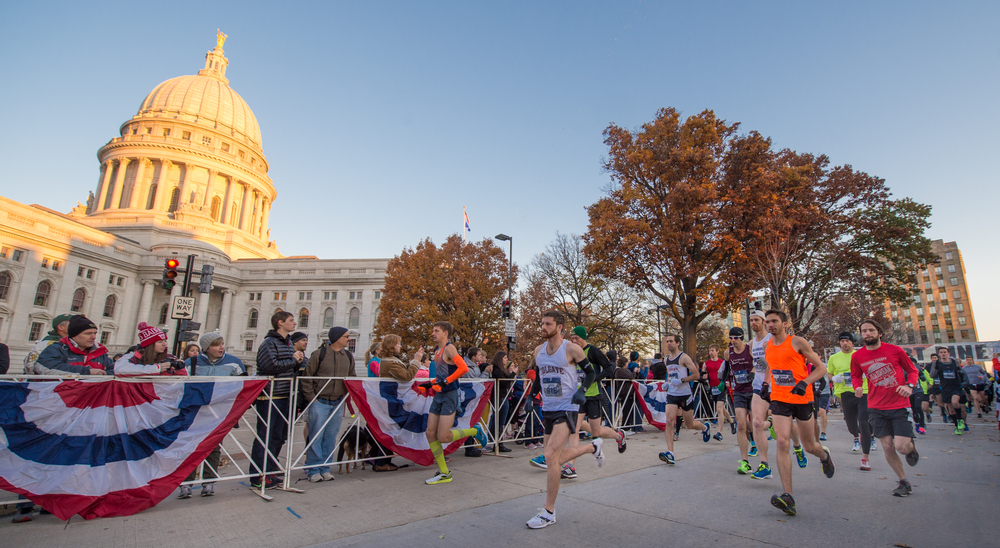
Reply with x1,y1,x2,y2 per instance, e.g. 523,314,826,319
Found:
430,440,449,474
451,427,478,441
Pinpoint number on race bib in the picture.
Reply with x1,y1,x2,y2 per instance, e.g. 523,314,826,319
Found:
542,378,563,398
772,370,796,387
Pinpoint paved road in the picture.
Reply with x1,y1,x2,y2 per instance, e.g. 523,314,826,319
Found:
2,412,997,548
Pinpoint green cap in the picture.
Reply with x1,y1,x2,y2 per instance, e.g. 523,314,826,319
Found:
571,326,588,340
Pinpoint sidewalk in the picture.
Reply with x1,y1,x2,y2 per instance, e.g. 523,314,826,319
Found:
2,412,998,548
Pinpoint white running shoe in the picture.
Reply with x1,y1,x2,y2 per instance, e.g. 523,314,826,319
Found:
592,438,605,468
526,508,556,529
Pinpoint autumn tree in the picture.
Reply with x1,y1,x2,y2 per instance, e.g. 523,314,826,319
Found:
374,234,516,357
749,151,936,337
584,108,775,357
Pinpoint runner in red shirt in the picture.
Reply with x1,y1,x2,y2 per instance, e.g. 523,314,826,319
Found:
701,345,731,442
849,319,920,498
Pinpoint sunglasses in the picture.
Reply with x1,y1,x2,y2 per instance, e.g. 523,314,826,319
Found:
729,336,742,340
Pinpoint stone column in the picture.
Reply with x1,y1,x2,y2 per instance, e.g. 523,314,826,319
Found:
259,199,270,238
238,183,250,229
220,176,232,225
165,283,182,350
195,289,211,338
152,160,171,211
94,161,112,213
218,289,234,342
204,169,217,208
177,163,192,207
249,191,260,235
128,158,150,209
136,280,156,326
109,158,131,210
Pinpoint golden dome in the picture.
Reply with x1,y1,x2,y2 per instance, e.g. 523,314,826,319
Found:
134,42,263,153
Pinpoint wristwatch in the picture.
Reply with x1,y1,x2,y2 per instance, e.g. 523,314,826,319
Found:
905,383,915,389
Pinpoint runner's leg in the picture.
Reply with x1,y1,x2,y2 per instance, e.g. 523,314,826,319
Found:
736,407,750,461
751,395,770,464
665,405,679,453
771,414,794,495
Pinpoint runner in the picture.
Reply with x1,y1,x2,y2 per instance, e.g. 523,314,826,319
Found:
567,327,627,480
748,310,774,479
701,345,731,442
423,321,487,485
657,334,709,465
910,359,929,435
850,319,920,497
927,354,946,423
724,327,756,474
811,364,830,441
827,331,873,471
962,357,990,418
929,347,969,435
525,310,603,529
760,310,834,517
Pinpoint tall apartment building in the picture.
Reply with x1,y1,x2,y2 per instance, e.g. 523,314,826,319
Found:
889,240,979,345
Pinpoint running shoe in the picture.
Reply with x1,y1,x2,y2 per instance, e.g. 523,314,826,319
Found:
871,440,878,452
860,457,871,471
737,460,752,475
851,439,861,452
770,492,796,516
892,479,912,497
916,425,926,435
977,413,983,418
819,432,827,441
201,483,215,497
820,446,835,478
751,463,772,480
579,432,592,440
906,448,920,467
794,446,807,468
954,425,962,435
767,418,776,440
425,471,453,485
962,420,969,432
525,443,536,450
561,464,577,479
731,421,737,435
526,508,556,529
673,432,679,441
713,432,724,442
702,423,712,443
529,455,547,469
748,443,758,457
926,414,932,423
616,430,627,453
659,451,675,465
474,424,489,448
178,485,192,499
592,438,606,468
250,476,279,490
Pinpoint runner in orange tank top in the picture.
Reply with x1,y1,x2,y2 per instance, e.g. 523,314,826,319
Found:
760,309,836,517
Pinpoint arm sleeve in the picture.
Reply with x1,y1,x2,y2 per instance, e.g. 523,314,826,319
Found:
444,353,469,384
928,363,938,380
527,369,541,399
850,354,862,390
577,357,596,392
900,349,918,385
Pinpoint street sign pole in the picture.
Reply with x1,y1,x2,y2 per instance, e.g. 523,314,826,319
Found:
173,254,196,356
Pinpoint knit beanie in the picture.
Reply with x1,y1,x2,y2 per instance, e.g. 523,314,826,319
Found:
289,331,308,344
328,326,349,343
138,322,167,348
571,326,588,340
199,331,224,350
68,315,97,338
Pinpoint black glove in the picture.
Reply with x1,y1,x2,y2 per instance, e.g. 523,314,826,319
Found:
791,381,808,396
571,387,587,406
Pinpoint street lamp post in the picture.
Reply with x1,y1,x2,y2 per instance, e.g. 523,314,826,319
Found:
647,304,667,355
495,234,513,351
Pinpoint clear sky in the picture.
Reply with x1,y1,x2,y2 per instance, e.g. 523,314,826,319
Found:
1,2,997,338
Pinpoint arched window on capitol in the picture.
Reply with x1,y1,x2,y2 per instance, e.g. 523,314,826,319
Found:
71,288,86,312
348,307,360,329
34,280,51,307
158,304,168,324
323,307,334,329
146,184,157,210
103,295,117,318
247,308,258,329
211,196,221,221
0,271,12,301
168,187,180,213
299,307,309,328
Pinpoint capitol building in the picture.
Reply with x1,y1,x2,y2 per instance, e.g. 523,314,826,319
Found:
0,34,387,369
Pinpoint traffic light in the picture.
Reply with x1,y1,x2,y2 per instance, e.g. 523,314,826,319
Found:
507,335,516,351
501,300,511,318
162,258,180,290
198,264,214,294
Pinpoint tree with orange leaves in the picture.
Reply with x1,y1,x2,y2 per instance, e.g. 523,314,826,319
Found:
583,108,776,357
374,234,516,357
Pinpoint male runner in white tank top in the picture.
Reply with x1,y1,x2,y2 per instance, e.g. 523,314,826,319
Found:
657,333,708,465
749,310,775,479
526,310,602,529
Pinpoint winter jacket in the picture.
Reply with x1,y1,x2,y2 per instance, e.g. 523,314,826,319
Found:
191,352,246,376
378,356,420,382
36,337,114,375
301,344,355,402
25,338,61,374
255,330,302,398
114,351,188,376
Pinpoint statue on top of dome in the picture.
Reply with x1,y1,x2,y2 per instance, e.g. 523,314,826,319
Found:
217,30,227,49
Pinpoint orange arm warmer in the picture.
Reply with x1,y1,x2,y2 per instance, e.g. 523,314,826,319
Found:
445,354,469,384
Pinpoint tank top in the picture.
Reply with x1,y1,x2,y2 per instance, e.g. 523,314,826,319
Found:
751,333,772,390
433,343,459,393
728,343,754,393
664,352,692,397
936,358,962,391
766,336,813,404
536,340,580,412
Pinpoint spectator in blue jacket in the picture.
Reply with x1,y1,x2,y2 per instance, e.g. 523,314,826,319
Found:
191,332,246,376
36,315,112,375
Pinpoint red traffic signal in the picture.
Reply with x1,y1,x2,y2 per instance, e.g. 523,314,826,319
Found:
162,258,180,289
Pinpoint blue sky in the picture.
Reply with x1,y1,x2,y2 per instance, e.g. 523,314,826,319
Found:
1,1,997,338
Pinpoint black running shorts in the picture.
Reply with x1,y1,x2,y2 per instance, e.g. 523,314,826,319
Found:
543,411,579,436
942,390,968,405
769,400,814,421
733,392,753,410
582,398,603,420
666,394,694,412
868,408,915,439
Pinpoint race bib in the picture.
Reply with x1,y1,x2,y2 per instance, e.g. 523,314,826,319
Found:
668,371,679,380
733,370,750,384
542,377,563,398
942,370,955,379
711,385,723,395
842,372,851,384
754,360,767,373
772,370,796,387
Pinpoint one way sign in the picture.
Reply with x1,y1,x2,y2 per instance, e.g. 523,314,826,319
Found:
171,296,196,320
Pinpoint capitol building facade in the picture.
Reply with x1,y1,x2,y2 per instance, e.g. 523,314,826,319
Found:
0,34,387,370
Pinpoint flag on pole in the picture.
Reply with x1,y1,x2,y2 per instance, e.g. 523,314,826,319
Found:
344,379,492,466
463,207,471,242
0,377,267,520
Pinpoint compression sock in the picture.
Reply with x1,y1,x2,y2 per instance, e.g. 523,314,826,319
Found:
430,441,449,474
451,427,478,440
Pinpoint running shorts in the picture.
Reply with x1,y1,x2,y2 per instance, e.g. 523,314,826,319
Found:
868,408,915,439
543,411,579,435
666,394,694,411
429,390,460,416
733,392,753,410
942,390,968,405
813,393,830,412
582,397,603,420
971,384,986,392
770,400,813,421
753,384,771,403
